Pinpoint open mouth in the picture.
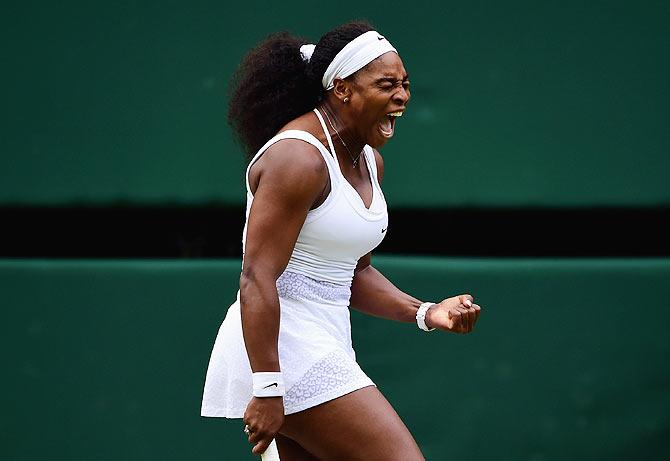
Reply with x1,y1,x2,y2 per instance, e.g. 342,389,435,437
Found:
379,111,403,138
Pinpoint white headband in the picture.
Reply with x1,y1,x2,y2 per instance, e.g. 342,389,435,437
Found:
322,30,397,90
299,30,398,90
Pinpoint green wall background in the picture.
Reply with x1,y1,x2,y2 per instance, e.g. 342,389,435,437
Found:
2,256,669,460
2,0,669,207
2,2,668,459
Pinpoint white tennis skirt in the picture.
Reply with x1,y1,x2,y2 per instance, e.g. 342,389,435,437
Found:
200,271,375,418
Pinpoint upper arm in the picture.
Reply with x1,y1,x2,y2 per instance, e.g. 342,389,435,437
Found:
242,140,328,280
354,252,372,275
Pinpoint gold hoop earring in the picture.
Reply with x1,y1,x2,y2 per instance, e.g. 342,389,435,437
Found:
343,97,349,103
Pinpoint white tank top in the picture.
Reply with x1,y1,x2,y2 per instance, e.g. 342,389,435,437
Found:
241,108,389,286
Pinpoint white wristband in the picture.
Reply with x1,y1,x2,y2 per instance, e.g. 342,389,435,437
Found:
416,302,436,332
252,372,285,397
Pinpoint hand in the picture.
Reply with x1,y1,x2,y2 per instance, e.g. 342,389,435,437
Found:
243,396,284,455
425,294,481,334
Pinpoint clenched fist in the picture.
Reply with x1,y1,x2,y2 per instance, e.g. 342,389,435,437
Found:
425,294,481,334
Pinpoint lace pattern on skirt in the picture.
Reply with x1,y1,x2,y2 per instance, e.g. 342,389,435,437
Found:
283,349,369,409
276,271,351,304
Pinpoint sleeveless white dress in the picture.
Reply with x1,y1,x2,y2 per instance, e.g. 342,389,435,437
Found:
201,108,389,417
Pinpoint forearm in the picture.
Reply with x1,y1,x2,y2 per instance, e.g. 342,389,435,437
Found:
349,265,424,323
239,270,281,372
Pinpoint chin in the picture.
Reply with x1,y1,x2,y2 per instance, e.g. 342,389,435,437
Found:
370,136,391,149
369,140,387,149
366,131,392,148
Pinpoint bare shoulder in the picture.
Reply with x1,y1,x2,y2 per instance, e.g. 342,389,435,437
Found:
371,147,385,184
250,138,328,201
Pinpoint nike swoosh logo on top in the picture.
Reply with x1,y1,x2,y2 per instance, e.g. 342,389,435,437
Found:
377,36,384,40
263,383,278,389
381,227,387,233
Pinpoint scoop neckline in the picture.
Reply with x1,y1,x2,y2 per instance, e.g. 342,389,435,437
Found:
312,108,377,211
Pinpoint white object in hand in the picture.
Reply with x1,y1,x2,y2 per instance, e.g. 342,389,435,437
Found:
261,438,280,461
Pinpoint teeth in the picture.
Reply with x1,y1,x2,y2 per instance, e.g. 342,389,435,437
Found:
387,111,404,117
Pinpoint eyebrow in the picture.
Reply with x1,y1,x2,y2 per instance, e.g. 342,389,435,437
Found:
374,74,410,84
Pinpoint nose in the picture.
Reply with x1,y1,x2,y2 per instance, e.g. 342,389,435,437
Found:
393,86,410,105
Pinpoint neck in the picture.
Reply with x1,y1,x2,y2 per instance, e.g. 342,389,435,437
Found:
319,100,365,163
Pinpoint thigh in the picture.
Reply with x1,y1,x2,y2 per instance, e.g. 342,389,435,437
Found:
275,433,319,461
279,386,425,461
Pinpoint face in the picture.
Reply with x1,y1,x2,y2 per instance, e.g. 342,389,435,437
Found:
344,52,411,148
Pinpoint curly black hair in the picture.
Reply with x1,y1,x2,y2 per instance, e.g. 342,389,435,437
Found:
227,20,375,160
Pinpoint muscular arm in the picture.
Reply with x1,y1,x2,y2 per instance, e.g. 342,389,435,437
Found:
349,254,424,323
240,140,328,372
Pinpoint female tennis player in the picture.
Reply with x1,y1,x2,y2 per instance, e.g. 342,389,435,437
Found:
201,20,482,460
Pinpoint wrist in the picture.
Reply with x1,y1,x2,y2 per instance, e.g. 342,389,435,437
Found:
252,371,285,397
424,305,435,329
416,302,436,332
